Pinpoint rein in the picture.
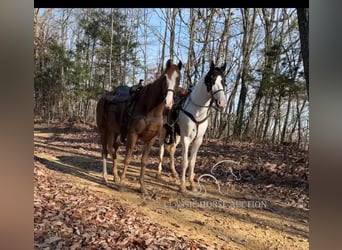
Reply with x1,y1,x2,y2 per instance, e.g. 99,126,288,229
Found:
180,109,208,125
179,84,225,139
180,96,211,140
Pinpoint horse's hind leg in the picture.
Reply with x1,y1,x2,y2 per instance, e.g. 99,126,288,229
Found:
107,132,120,184
120,132,138,182
100,130,109,185
112,134,120,183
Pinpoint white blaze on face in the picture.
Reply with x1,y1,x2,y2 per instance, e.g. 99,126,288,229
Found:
165,71,178,109
213,75,226,108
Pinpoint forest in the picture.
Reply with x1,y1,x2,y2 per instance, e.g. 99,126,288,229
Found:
34,8,309,249
34,8,309,148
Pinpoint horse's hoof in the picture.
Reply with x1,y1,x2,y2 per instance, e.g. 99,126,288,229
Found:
175,179,181,185
190,186,198,192
179,185,187,193
113,176,120,184
156,173,162,180
172,172,180,180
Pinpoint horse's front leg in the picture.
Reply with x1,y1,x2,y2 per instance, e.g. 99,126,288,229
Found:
156,142,165,179
169,142,179,180
180,137,191,193
139,137,156,194
188,136,204,192
120,132,138,183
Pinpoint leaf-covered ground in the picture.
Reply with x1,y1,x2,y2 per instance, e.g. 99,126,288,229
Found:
34,160,209,249
34,121,309,249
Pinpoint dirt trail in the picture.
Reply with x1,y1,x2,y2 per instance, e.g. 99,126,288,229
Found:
34,122,309,249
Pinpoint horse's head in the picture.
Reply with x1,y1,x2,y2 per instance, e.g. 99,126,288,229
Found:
164,59,183,109
204,61,227,109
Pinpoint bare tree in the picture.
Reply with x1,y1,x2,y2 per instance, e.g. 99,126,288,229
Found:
233,8,257,139
244,8,276,141
34,8,309,147
296,8,309,98
169,8,179,61
109,8,114,89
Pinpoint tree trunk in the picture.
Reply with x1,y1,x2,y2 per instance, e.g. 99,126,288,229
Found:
272,95,282,144
184,8,196,87
244,9,273,139
296,8,309,98
233,8,256,139
169,8,178,61
159,8,169,72
201,8,214,75
281,93,291,143
109,9,114,88
216,9,231,64
263,95,274,141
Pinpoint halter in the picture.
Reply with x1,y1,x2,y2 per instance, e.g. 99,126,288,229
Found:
164,72,178,95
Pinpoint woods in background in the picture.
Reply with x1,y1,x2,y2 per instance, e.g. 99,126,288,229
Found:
34,8,309,149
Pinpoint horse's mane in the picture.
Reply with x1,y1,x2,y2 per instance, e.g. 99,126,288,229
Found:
138,71,167,98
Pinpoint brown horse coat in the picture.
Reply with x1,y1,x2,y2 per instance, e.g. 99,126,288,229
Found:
96,59,183,194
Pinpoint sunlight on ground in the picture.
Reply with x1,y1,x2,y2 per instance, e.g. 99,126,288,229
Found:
34,123,309,249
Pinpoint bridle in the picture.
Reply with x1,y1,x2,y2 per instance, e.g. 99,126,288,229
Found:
166,88,175,95
130,70,180,123
164,72,179,98
179,72,225,139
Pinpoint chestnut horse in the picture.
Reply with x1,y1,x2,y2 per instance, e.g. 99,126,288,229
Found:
96,59,183,194
157,61,227,192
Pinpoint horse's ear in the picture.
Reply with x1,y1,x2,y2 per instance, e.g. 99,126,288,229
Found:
166,59,172,68
177,61,183,70
221,62,227,72
210,61,215,70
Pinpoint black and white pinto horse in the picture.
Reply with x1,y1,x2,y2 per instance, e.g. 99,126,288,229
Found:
157,61,227,193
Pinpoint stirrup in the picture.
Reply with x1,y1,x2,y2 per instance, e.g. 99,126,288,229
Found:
164,132,174,144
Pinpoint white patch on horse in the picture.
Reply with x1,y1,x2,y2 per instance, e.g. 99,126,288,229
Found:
157,62,227,193
212,75,226,108
165,71,178,108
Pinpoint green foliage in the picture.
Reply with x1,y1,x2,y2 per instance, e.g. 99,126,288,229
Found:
34,9,140,120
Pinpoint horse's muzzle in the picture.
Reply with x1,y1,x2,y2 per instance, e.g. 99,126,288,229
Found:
165,91,174,109
165,99,174,109
216,99,226,108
